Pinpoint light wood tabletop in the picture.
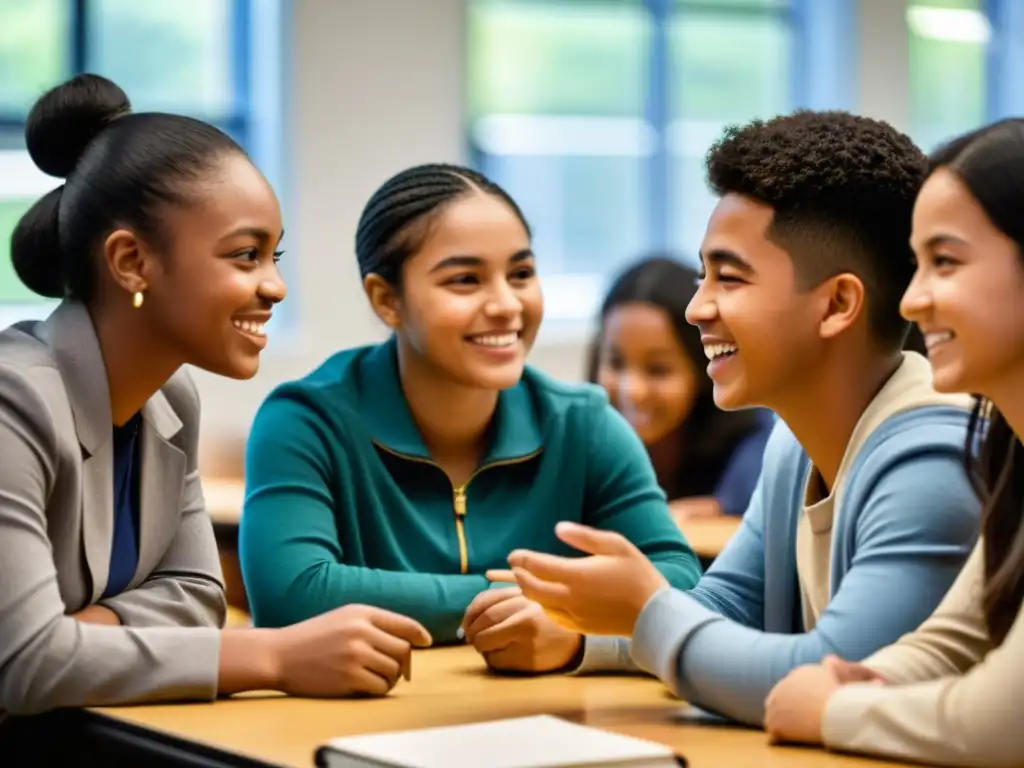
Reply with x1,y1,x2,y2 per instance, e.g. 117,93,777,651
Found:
673,515,741,560
90,646,900,768
205,478,245,526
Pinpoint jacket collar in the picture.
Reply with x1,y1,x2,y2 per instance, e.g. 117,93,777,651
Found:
356,335,543,462
43,301,182,457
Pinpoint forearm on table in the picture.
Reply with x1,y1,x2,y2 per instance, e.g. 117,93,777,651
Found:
248,562,489,642
216,628,281,695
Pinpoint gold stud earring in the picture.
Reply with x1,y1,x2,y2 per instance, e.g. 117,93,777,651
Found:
132,291,144,309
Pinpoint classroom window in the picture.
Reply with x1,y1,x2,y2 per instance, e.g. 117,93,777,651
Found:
0,0,286,330
907,0,1024,149
466,0,852,323
668,6,791,264
907,0,988,151
87,0,240,122
467,0,650,320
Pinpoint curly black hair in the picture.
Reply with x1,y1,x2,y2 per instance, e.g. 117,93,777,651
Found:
705,110,928,350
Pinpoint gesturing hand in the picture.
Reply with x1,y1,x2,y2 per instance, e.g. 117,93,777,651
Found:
502,522,668,637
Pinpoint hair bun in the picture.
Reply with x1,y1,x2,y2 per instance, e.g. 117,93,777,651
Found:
25,73,131,179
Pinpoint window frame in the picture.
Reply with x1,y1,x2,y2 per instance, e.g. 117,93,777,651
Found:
985,0,1024,121
0,0,252,143
0,0,298,337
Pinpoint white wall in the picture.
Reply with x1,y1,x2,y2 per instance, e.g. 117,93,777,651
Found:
858,0,910,130
192,0,913,469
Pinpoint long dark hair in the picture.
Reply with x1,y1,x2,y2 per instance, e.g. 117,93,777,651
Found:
587,255,764,499
933,119,1024,646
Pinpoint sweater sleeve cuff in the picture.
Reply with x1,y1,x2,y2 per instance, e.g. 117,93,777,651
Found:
821,683,889,751
571,636,639,674
629,587,721,694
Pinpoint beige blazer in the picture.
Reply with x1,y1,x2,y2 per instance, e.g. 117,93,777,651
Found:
0,301,225,716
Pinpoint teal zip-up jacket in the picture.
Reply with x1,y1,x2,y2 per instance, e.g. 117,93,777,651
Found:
239,336,702,643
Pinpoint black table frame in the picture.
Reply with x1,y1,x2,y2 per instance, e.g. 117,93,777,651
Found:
1,708,280,767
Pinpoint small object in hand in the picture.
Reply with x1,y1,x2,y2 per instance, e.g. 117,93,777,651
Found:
456,627,466,641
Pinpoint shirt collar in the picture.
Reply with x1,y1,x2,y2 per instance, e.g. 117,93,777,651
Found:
356,335,543,462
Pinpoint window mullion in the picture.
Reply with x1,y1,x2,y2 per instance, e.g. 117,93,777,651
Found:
72,0,88,75
645,0,672,254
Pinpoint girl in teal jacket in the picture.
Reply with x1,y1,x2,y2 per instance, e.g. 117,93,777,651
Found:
240,164,701,676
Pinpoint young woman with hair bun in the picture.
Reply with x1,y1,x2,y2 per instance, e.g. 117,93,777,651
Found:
0,74,432,729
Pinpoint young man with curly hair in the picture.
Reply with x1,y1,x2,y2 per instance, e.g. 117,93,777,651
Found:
499,111,982,726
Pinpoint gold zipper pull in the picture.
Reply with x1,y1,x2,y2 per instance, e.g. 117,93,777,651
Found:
453,487,469,574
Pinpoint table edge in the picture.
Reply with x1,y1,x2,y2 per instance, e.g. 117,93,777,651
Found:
81,708,286,768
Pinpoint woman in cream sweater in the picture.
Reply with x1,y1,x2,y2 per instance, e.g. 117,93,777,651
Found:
764,119,1024,767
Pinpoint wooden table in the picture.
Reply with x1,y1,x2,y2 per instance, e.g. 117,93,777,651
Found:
86,646,899,768
205,479,245,527
674,516,741,563
204,479,248,613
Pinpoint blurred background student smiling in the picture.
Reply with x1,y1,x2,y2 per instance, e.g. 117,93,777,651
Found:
590,256,772,520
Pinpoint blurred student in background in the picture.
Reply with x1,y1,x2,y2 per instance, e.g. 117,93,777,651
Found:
589,255,773,520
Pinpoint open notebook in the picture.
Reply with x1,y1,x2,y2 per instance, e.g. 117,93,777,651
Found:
315,715,686,768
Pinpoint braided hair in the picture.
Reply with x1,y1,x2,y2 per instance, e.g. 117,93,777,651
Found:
355,163,530,288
